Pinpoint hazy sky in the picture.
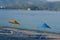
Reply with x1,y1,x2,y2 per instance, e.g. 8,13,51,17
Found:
47,0,60,1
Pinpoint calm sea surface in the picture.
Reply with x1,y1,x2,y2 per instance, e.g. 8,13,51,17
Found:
0,9,60,34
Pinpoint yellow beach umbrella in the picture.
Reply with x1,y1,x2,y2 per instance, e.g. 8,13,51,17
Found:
9,19,20,26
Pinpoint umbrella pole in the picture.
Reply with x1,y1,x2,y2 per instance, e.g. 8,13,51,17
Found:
43,28,47,35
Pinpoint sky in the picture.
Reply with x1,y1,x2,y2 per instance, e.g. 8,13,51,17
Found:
47,0,60,2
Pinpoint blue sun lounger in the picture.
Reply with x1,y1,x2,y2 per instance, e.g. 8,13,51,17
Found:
0,29,13,33
28,34,48,39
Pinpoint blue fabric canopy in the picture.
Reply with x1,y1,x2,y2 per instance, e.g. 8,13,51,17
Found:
40,23,51,28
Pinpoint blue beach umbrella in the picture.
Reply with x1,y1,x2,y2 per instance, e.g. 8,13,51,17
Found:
40,23,51,29
40,23,51,35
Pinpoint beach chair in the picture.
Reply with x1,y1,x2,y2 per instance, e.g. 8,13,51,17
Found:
0,29,14,34
28,34,48,39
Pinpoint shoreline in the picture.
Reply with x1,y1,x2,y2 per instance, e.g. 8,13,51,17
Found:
1,27,60,38
0,26,60,35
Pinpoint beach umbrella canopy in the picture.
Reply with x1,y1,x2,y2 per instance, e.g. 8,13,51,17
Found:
40,23,51,29
9,19,20,26
38,23,51,35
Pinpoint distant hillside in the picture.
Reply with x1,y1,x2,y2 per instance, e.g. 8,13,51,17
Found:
0,0,46,9
0,0,46,6
0,0,60,11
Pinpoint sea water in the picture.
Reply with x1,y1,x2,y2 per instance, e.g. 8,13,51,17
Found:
0,9,60,34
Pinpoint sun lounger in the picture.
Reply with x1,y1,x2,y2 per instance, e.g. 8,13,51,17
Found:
28,34,48,39
0,29,13,34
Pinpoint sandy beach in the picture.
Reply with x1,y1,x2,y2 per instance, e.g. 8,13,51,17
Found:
2,28,60,39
